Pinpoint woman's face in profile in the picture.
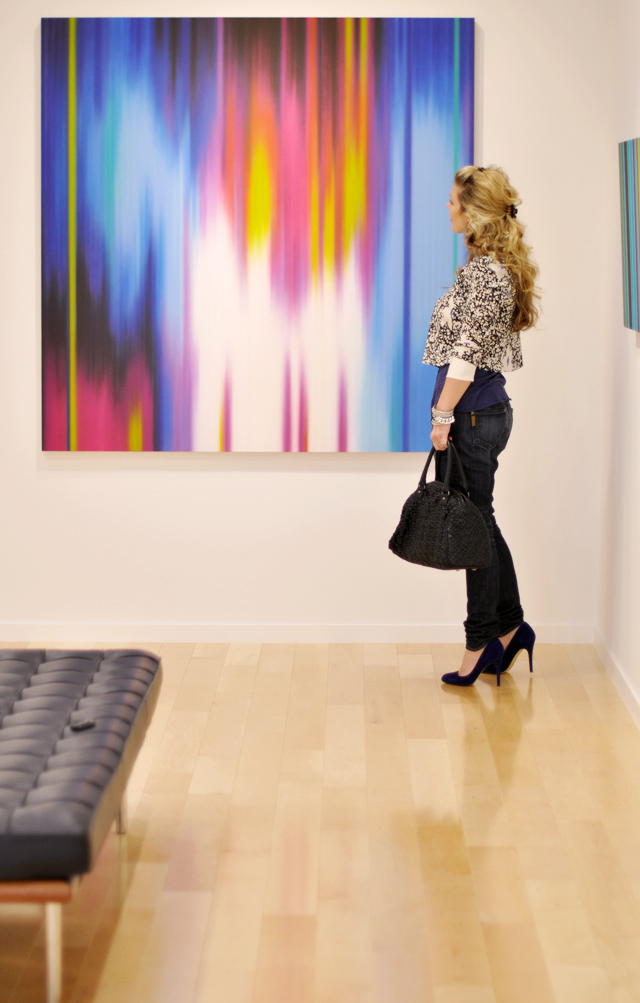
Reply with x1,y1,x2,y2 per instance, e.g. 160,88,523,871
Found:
447,185,467,234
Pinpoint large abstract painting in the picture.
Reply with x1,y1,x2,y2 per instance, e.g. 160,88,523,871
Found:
620,138,640,332
42,17,474,451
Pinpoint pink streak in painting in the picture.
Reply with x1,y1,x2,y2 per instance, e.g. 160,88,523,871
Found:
42,359,68,450
338,371,348,452
282,355,292,452
306,19,318,284
360,22,376,305
75,356,154,450
198,28,224,233
298,367,308,452
222,60,247,265
273,19,309,313
222,368,232,451
176,211,194,451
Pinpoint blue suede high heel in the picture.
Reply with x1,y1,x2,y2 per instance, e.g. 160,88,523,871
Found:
441,637,505,688
483,621,535,678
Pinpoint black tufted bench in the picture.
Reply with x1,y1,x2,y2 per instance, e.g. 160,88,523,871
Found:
0,648,162,1002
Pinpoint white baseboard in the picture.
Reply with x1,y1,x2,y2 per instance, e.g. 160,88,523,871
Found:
594,630,640,730
0,621,595,644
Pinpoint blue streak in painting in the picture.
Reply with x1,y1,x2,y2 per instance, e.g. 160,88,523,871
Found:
42,20,69,291
361,18,474,451
402,21,412,453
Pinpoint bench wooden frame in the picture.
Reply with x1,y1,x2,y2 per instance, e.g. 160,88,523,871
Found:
0,798,127,1003
0,880,72,1003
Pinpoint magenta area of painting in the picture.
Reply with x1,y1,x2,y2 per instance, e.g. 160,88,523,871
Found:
41,17,474,452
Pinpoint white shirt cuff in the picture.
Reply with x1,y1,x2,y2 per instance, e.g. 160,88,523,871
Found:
447,357,477,381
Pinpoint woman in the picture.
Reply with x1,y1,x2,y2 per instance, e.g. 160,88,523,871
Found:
423,165,539,686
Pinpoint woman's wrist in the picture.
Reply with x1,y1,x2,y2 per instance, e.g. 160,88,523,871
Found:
431,406,455,425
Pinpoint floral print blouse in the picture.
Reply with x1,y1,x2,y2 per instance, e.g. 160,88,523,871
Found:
422,255,522,372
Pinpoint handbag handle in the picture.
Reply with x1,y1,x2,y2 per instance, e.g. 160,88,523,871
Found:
418,441,471,496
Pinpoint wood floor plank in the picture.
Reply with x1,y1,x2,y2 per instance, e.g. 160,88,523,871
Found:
316,788,375,1003
263,750,323,916
324,704,366,788
253,916,316,1003
417,822,494,990
364,660,435,1002
284,645,329,752
402,676,447,739
327,644,364,705
173,654,226,713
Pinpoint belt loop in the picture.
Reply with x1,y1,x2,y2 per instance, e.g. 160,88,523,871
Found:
471,411,476,427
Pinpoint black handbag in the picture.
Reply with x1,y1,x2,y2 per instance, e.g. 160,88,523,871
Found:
389,442,491,570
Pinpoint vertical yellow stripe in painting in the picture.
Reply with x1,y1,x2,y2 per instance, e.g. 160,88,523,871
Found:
343,18,357,256
128,402,143,451
308,20,320,286
68,17,77,451
636,138,640,328
247,140,272,250
358,19,368,228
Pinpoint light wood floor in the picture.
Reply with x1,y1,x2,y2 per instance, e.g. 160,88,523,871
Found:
1,642,640,1003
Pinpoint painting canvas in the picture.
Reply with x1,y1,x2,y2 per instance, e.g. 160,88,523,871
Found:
42,17,474,451
620,138,640,332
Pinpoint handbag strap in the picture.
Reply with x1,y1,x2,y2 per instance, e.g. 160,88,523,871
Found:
445,441,471,495
418,448,437,490
418,441,471,496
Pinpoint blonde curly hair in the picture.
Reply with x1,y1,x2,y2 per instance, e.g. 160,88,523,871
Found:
455,165,540,332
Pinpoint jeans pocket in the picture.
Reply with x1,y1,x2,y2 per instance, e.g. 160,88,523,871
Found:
470,406,510,451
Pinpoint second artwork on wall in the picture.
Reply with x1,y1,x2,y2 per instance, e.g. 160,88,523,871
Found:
620,137,640,333
42,17,474,452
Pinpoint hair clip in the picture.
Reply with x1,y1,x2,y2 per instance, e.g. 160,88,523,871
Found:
477,166,485,172
509,205,518,218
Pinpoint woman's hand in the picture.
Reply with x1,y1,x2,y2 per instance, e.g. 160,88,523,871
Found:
430,423,451,450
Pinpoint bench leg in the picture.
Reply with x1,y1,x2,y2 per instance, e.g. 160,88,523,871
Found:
45,902,62,1003
116,792,128,835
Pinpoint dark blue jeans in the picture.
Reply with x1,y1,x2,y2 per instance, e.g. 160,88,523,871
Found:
436,402,523,650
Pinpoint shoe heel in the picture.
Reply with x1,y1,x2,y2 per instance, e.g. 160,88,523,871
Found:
492,648,503,687
523,627,535,673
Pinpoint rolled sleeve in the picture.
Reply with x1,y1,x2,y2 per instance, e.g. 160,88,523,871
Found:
447,357,477,381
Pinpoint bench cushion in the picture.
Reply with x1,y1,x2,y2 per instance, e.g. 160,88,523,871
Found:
0,649,161,880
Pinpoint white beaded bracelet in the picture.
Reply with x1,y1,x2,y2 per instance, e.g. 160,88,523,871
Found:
431,407,455,425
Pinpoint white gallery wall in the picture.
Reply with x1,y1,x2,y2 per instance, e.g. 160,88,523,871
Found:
0,0,616,643
597,0,640,718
